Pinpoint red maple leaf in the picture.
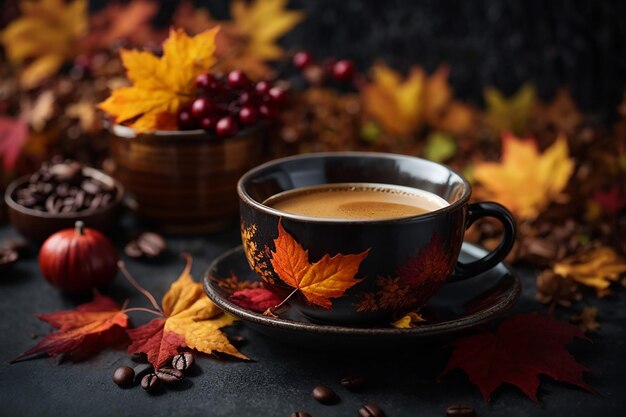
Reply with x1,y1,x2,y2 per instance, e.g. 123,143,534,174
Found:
229,288,283,313
12,294,129,363
594,187,626,214
397,235,452,306
440,313,592,401
126,318,186,369
0,117,28,171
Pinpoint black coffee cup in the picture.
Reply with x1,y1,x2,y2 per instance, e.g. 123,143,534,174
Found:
238,152,515,324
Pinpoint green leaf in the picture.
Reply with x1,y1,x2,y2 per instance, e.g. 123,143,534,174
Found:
423,131,457,162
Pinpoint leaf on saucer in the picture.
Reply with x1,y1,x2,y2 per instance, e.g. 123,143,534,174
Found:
473,133,574,220
127,255,247,369
270,221,369,309
229,288,283,313
12,294,129,363
391,311,426,329
552,246,626,297
440,312,592,401
98,26,219,132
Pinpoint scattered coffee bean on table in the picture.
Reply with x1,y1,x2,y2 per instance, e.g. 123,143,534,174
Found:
290,412,312,417
112,366,135,386
312,385,338,404
13,160,117,213
124,232,166,259
171,352,194,372
359,403,386,417
133,363,154,383
156,367,184,384
446,404,477,417
340,375,367,391
141,373,161,393
3,238,29,257
0,248,18,269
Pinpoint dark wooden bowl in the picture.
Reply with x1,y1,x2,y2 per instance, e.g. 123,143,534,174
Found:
109,125,264,234
4,167,125,242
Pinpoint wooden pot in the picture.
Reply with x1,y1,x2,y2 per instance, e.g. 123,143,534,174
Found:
109,125,264,233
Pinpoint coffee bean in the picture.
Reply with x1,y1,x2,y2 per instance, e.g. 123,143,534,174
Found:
340,375,367,391
446,404,477,417
81,179,101,195
3,239,29,257
359,403,386,417
312,385,338,404
141,373,161,393
171,352,194,372
125,232,167,259
290,412,311,417
133,363,154,383
0,248,19,269
49,162,81,182
112,366,135,386
156,367,184,384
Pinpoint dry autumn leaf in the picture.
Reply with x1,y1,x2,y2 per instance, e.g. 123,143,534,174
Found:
229,288,283,313
12,294,129,363
474,133,574,220
127,255,246,369
98,27,219,132
218,0,304,78
1,0,87,89
484,83,536,135
571,306,600,333
391,312,426,329
534,88,583,134
270,221,369,309
0,117,28,171
553,247,626,297
440,313,592,401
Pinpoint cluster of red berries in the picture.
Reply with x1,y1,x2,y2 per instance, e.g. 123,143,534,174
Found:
292,50,356,83
178,70,288,136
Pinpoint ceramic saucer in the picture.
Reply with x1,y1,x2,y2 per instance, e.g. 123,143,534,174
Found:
203,243,520,350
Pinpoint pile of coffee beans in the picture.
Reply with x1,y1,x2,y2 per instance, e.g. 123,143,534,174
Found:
13,160,117,213
112,352,195,394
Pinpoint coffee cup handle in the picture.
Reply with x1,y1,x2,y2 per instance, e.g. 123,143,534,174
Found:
453,202,516,279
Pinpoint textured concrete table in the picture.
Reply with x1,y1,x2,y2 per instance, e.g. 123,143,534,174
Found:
0,223,623,417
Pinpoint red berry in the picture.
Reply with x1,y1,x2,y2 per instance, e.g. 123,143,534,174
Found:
190,97,214,119
200,117,216,130
238,92,254,105
255,80,272,96
268,86,287,104
239,106,259,125
293,51,312,70
215,116,238,137
332,60,355,81
195,73,218,90
227,70,249,89
258,103,277,119
177,110,196,130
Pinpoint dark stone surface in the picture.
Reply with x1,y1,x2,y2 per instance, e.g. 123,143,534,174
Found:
0,223,625,417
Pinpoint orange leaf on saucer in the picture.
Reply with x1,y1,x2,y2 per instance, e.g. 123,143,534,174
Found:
98,26,219,132
474,133,574,220
270,221,369,309
12,294,129,363
440,313,592,401
127,255,247,369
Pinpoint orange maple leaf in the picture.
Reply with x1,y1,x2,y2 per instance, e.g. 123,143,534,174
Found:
127,255,246,369
270,221,369,309
474,133,574,220
98,26,219,132
12,294,129,362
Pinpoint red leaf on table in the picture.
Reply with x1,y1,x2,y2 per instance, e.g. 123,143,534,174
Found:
440,313,592,401
12,294,129,363
0,117,28,171
594,187,626,214
229,288,283,313
126,318,185,370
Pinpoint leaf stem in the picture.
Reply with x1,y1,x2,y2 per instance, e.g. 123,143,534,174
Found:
273,287,298,310
123,307,164,317
117,261,163,313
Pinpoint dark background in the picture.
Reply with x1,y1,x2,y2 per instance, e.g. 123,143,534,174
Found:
88,0,626,121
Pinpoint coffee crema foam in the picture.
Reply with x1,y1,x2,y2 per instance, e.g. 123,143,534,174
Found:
264,183,449,220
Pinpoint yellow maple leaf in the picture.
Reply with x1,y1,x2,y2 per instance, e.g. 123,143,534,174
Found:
534,88,583,134
391,311,426,329
218,0,304,78
362,63,425,137
270,221,369,309
484,83,536,135
553,247,626,297
473,133,574,220
1,0,87,88
98,27,219,132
